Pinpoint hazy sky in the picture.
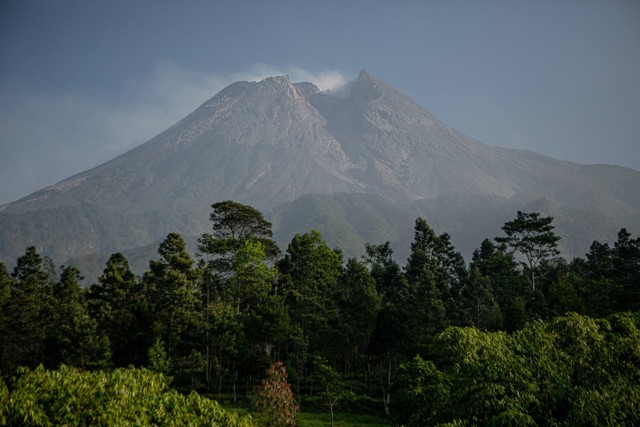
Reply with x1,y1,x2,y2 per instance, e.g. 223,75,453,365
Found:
1,0,639,205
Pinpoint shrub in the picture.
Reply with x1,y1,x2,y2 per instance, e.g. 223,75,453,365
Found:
1,365,255,426
254,361,299,427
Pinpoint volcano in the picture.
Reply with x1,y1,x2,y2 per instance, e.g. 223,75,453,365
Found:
1,70,639,273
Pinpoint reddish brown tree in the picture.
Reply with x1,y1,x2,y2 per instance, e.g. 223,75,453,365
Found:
254,361,299,427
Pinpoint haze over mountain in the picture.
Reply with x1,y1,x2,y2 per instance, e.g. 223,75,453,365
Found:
1,70,639,275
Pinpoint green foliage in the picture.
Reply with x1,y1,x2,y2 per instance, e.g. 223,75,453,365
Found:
198,200,280,274
198,201,287,396
254,361,299,427
45,265,111,369
496,211,561,291
0,365,256,426
204,298,242,394
331,258,380,365
363,241,399,298
611,228,640,311
279,230,342,361
1,247,56,375
0,262,11,301
228,240,275,313
148,338,171,374
531,312,640,424
309,356,357,426
88,252,152,367
0,378,7,425
577,241,620,316
392,312,640,426
433,327,537,424
1,203,640,425
470,239,526,331
391,356,449,426
12,246,56,288
461,267,502,330
400,218,468,351
145,233,201,364
366,242,412,365
0,263,16,377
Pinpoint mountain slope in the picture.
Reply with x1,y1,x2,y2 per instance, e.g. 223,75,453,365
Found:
2,76,360,214
1,70,638,270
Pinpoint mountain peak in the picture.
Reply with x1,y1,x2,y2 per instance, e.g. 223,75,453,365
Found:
357,68,392,89
260,75,292,86
349,68,413,107
357,68,376,81
246,75,298,97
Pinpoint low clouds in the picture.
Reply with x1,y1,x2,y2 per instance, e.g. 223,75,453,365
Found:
0,63,348,204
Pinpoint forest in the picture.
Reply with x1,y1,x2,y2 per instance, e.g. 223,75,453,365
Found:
0,200,639,426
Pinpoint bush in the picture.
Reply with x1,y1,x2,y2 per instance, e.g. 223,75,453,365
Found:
1,365,256,426
253,361,299,427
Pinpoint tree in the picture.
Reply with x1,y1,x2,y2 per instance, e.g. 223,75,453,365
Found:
0,262,16,376
198,200,279,276
611,228,640,311
363,242,400,298
204,298,243,396
331,258,380,371
470,239,530,331
254,361,299,427
310,356,356,427
198,201,281,392
45,266,110,369
148,338,171,374
88,253,151,366
403,218,449,342
496,211,560,291
3,247,56,373
432,327,537,425
12,246,56,287
391,356,450,426
227,240,274,314
206,200,275,242
279,230,342,358
389,313,640,425
145,233,201,365
537,258,583,318
226,240,286,394
461,267,501,330
364,242,410,414
568,242,614,317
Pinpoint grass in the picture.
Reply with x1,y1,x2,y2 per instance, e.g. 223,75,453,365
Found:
211,394,392,426
298,410,391,427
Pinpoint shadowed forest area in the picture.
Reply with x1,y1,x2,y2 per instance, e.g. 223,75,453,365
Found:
1,201,639,425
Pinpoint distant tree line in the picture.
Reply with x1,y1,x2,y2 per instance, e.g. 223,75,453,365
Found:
0,200,639,424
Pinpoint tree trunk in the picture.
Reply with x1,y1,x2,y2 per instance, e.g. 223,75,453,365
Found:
381,358,391,416
233,362,237,403
531,269,536,292
329,400,335,427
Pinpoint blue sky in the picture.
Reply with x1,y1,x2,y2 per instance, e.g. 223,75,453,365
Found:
1,0,639,204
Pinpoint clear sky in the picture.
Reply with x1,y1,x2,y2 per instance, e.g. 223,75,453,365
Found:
1,0,639,205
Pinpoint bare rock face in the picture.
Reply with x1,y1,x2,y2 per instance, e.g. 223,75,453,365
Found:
1,70,639,269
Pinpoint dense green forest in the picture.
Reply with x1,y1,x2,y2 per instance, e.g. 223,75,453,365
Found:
1,201,639,425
